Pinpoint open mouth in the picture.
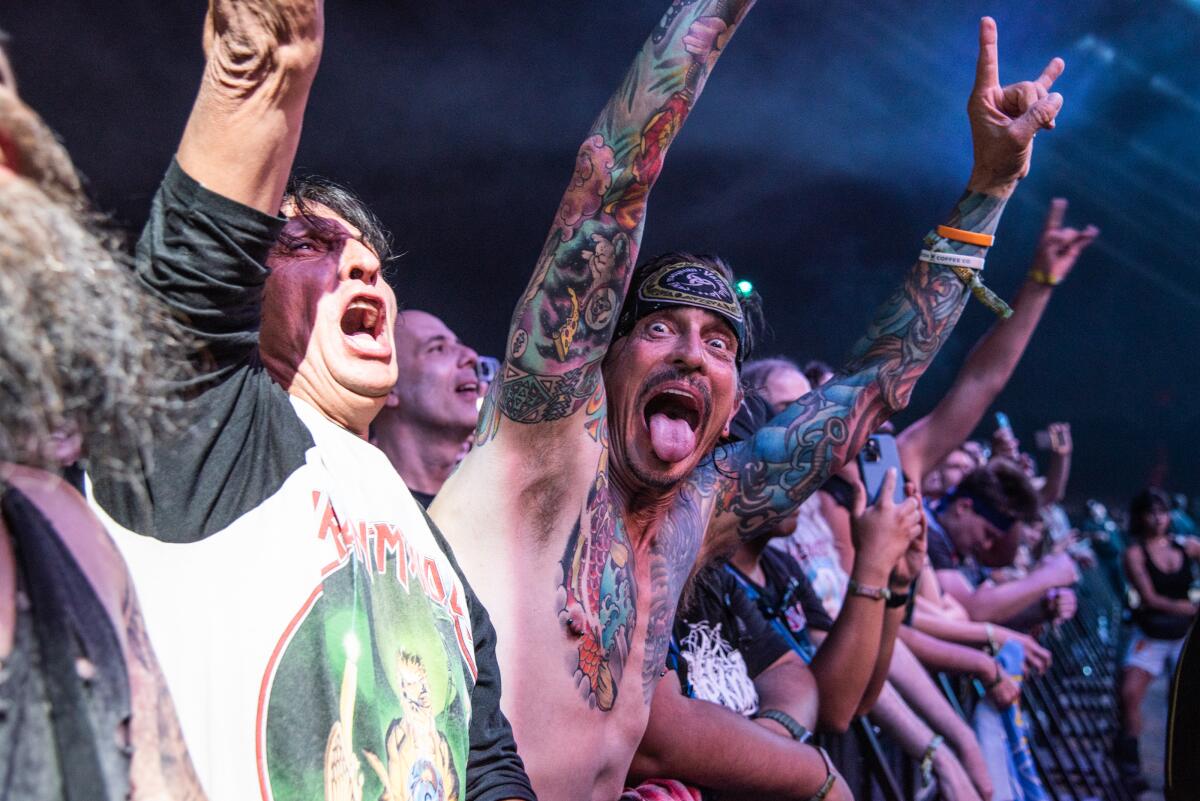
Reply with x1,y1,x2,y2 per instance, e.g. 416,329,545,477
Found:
641,385,704,464
339,294,390,358
455,379,479,399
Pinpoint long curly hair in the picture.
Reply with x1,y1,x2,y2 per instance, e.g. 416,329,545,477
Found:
0,87,194,478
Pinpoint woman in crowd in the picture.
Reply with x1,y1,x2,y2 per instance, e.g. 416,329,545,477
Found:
1116,487,1200,793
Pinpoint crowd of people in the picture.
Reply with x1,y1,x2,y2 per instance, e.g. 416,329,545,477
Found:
1,2,1196,801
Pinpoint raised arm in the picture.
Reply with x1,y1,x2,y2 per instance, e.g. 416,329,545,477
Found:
898,200,1098,481
176,0,324,213
713,18,1066,539
485,1,755,437
1038,422,1073,506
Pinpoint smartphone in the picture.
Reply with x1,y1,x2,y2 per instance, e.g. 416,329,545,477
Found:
1035,426,1069,452
994,411,1012,434
856,433,907,505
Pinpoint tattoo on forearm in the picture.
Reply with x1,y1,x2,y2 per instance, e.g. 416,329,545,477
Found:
482,0,755,438
721,192,1006,538
124,590,207,800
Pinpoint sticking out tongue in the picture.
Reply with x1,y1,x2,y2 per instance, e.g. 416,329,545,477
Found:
649,412,697,463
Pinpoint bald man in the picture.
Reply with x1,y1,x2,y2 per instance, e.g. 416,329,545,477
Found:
374,310,483,506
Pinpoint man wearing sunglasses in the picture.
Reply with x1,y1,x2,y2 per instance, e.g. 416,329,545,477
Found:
928,462,1079,626
374,310,493,507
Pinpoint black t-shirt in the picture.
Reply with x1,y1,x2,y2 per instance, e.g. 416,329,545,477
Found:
410,489,437,509
752,548,836,634
90,162,533,801
673,564,792,715
925,499,959,571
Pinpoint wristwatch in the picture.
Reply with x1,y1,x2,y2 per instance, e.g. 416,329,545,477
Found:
847,578,891,602
809,744,838,801
751,709,810,743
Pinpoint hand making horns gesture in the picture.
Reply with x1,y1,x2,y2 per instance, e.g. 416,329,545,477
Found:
966,16,1065,198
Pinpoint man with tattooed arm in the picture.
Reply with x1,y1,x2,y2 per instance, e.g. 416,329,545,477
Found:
433,7,1067,800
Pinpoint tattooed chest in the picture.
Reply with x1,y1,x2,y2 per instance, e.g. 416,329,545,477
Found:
554,473,638,712
553,480,704,712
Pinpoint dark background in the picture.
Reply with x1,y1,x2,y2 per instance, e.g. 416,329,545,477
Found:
5,1,1198,510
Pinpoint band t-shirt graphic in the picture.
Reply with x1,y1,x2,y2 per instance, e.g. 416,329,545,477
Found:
90,163,532,801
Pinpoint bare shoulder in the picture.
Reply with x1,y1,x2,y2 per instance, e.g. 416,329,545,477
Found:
0,464,128,629
1181,536,1200,560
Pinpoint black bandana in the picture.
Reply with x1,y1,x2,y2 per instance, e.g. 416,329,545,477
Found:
612,262,746,361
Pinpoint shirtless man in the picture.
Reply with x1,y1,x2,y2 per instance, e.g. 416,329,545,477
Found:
0,41,203,799
433,10,1067,799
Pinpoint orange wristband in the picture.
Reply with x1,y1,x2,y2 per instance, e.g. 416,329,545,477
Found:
937,225,995,248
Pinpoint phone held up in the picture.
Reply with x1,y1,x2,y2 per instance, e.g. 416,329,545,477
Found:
857,433,907,506
1034,426,1069,452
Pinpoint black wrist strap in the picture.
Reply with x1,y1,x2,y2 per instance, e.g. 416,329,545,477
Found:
751,708,810,742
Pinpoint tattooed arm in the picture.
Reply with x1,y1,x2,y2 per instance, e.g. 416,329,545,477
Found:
707,17,1068,541
124,584,209,801
480,0,756,442
897,199,1097,482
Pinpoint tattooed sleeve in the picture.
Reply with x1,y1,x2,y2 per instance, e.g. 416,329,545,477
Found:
717,192,1008,538
479,0,757,443
124,583,208,800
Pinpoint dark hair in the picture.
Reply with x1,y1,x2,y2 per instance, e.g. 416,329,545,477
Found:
283,174,392,266
1128,487,1171,540
803,359,834,388
956,461,1040,524
623,250,764,362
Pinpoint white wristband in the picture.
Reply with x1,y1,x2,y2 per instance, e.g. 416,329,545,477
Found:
920,249,985,271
